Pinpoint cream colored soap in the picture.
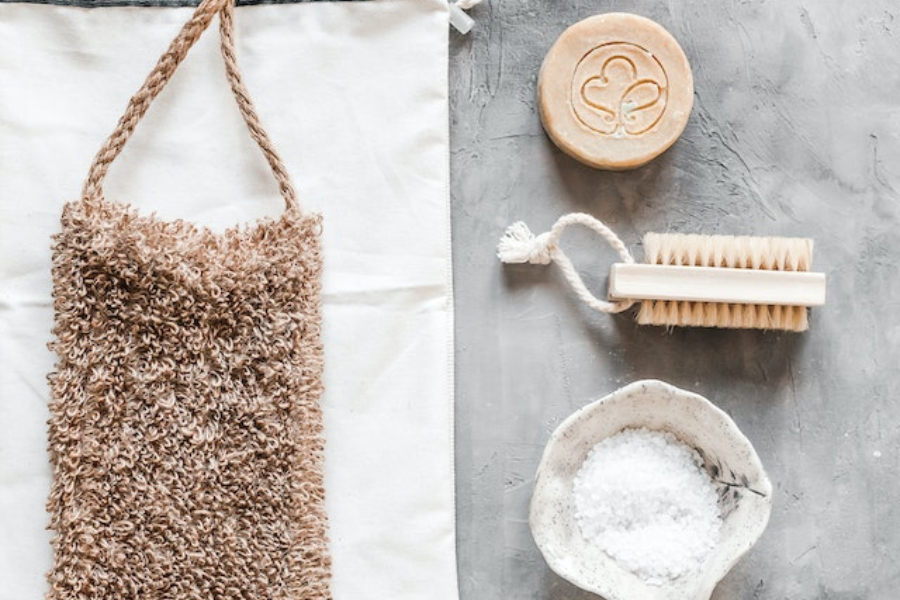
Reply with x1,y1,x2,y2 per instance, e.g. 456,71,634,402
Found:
538,13,694,170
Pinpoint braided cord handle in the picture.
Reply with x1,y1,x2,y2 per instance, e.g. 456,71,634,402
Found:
82,0,301,215
218,0,299,214
497,212,636,314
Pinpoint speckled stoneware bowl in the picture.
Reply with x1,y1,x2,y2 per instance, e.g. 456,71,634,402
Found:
529,379,772,600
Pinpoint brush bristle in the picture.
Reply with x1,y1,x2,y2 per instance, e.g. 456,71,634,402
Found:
643,233,813,271
637,301,809,331
638,233,814,331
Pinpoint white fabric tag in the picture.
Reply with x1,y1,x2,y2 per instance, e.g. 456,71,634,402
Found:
0,2,457,599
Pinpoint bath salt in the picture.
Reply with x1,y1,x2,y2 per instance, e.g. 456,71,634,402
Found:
573,427,722,585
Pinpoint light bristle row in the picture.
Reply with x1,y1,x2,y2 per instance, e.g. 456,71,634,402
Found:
637,300,809,332
643,233,813,272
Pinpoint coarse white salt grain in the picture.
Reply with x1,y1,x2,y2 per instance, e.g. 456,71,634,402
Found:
573,427,722,586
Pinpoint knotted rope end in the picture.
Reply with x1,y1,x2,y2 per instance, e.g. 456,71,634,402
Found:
497,222,554,265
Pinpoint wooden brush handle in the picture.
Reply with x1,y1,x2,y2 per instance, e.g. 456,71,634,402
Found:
609,263,827,307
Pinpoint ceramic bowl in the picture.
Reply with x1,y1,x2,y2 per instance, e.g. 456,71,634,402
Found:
529,379,772,600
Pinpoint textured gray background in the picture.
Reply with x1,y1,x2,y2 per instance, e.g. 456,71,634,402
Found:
3,0,898,597
450,1,900,599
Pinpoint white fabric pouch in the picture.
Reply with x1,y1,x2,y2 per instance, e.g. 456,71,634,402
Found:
0,1,457,599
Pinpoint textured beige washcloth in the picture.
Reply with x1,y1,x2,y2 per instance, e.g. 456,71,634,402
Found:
45,0,331,598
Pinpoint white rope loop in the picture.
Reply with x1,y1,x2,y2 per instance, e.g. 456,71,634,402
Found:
497,212,636,314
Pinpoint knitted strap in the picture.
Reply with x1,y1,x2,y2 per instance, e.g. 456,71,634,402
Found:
497,212,637,314
82,0,301,215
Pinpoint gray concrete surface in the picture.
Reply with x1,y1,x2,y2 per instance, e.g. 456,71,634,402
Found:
5,0,899,597
450,1,900,599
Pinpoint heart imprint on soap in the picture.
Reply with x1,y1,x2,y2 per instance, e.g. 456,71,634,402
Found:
571,42,669,137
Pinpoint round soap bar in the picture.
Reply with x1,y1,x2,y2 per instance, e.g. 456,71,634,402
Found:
538,13,694,170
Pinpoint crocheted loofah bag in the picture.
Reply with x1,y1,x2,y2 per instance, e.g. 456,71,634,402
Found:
45,1,331,598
